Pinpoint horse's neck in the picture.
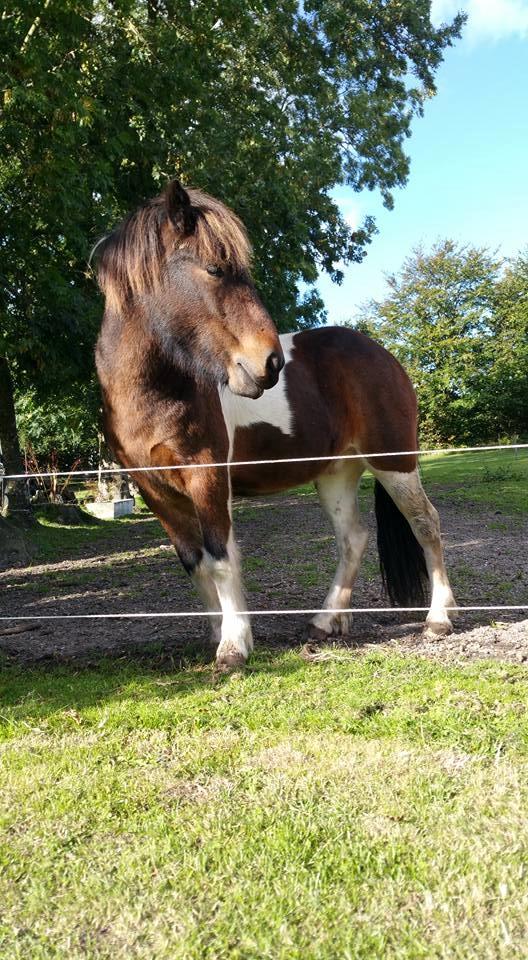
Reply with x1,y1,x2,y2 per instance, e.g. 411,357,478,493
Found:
98,307,231,481
99,304,228,436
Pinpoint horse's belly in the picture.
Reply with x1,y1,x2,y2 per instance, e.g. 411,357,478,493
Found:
230,420,327,495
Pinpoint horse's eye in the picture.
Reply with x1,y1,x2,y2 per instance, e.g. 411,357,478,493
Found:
206,265,224,278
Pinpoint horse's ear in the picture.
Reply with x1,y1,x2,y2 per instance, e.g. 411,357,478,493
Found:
165,180,196,235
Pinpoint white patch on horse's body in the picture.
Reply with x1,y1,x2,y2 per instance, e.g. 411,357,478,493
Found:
219,333,296,457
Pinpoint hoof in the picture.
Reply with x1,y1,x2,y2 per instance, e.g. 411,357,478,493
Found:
307,625,330,645
424,618,453,639
330,613,354,637
308,613,353,641
214,651,247,676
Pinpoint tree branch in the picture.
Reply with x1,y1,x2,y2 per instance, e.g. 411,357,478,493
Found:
19,0,52,56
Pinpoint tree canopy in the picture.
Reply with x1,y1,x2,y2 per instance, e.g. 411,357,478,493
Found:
1,1,463,354
0,0,463,482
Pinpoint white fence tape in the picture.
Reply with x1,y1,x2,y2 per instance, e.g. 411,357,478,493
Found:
1,606,527,622
2,442,528,482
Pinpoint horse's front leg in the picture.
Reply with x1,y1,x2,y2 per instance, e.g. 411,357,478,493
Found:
192,563,222,649
199,530,253,672
135,478,223,648
191,472,253,673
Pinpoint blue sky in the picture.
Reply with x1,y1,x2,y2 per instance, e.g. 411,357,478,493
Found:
318,0,528,323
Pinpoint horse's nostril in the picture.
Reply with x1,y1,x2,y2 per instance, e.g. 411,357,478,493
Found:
267,351,284,375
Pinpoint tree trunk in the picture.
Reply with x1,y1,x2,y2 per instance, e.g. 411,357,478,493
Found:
0,356,31,516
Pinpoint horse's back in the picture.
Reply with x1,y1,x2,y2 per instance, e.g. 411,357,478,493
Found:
226,327,417,494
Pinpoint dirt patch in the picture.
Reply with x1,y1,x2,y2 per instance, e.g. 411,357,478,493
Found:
164,776,233,805
0,490,526,665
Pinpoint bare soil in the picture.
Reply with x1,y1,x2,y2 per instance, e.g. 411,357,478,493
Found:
0,489,527,665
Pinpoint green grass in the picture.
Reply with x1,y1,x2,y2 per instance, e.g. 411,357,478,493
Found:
2,649,528,959
289,448,528,513
3,442,525,956
27,509,165,564
419,447,528,512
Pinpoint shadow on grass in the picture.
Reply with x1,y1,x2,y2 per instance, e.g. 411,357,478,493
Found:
0,640,307,726
22,512,166,566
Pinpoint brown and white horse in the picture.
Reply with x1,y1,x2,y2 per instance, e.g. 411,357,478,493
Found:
95,181,456,672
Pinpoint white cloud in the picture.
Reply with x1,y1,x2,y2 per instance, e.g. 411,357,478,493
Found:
432,0,528,43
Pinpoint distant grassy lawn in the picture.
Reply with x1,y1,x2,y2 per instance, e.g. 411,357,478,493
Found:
1,650,528,959
419,447,528,512
289,446,528,513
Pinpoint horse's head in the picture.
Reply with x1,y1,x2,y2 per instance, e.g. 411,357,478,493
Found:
163,182,284,398
96,181,284,398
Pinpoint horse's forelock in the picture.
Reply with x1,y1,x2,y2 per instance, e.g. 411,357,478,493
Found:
95,187,252,312
185,189,253,275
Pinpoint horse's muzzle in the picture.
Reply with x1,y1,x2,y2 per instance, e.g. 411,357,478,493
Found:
228,350,284,398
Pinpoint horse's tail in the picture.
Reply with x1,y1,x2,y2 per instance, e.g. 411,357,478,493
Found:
374,480,428,606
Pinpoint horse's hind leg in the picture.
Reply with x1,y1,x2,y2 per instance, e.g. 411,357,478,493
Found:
310,462,368,640
371,467,457,635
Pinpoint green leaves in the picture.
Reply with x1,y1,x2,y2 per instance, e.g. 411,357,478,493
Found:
1,0,461,462
1,0,461,348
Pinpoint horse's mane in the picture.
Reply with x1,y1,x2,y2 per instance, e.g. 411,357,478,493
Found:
94,185,252,311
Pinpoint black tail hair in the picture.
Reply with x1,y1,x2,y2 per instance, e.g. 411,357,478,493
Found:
374,480,428,606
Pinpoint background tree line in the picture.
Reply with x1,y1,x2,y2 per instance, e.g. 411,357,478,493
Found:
2,1,464,507
355,241,528,446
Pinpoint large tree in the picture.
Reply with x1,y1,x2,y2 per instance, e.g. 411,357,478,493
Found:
1,0,463,482
488,253,528,439
357,241,528,444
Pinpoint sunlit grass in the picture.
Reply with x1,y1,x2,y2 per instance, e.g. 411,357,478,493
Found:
1,649,528,959
3,447,527,957
288,447,527,513
419,447,528,511
27,509,165,564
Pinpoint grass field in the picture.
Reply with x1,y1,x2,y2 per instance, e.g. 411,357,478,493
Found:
1,649,528,959
1,447,527,958
419,447,528,513
278,446,528,513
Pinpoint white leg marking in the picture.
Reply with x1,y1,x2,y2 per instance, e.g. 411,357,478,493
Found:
201,530,253,663
371,468,457,634
192,565,222,646
311,463,368,637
